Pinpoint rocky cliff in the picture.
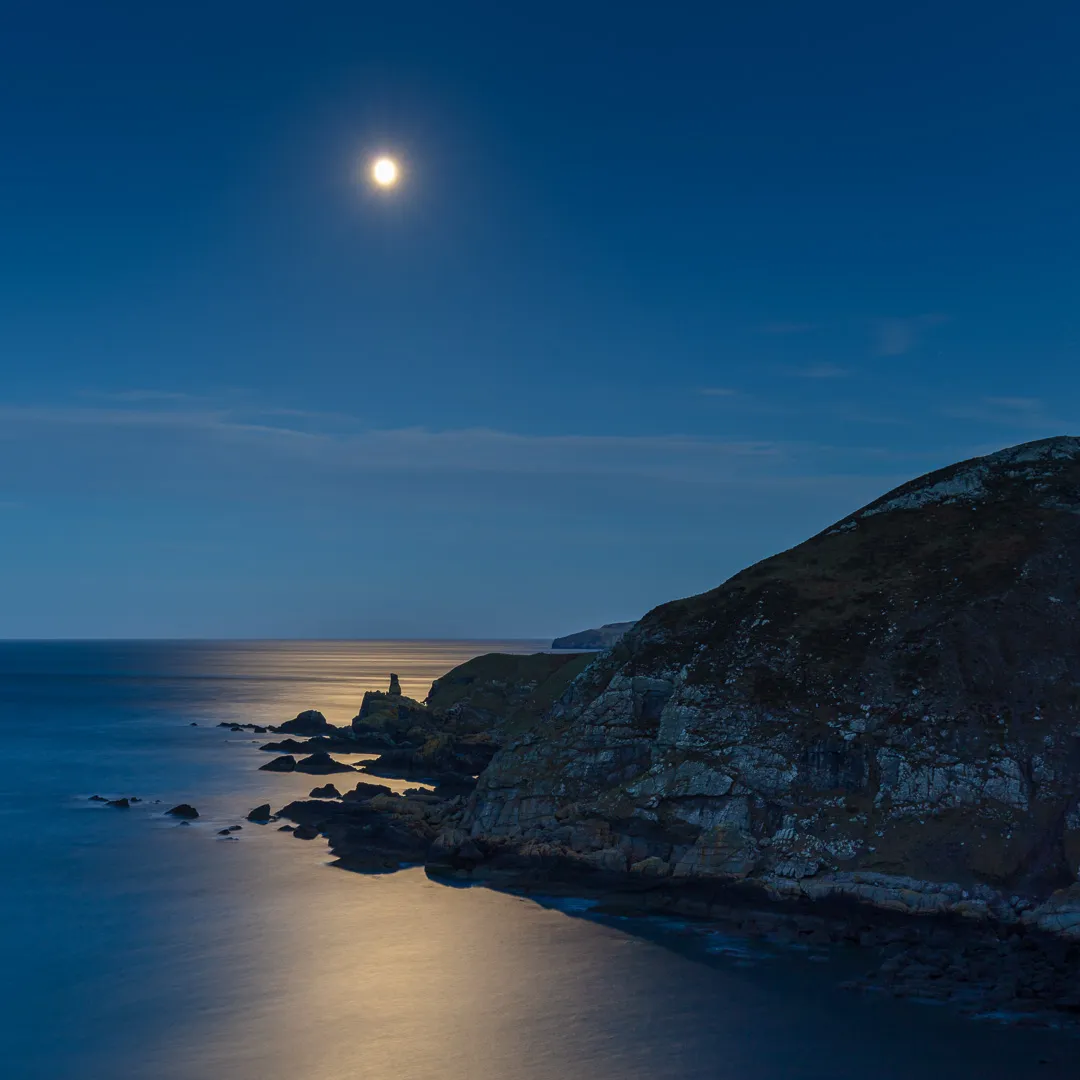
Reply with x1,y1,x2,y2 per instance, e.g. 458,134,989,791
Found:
444,437,1080,939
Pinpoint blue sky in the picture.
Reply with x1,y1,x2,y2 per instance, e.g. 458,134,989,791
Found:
1,1,1077,638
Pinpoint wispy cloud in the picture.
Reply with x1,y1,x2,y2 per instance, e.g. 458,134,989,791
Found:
697,386,739,397
79,389,197,403
873,314,949,356
0,400,798,488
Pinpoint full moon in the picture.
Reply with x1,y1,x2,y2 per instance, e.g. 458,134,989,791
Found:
371,156,399,188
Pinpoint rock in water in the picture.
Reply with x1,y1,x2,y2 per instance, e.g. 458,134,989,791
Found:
454,437,1080,930
309,783,342,798
106,798,130,809
166,804,199,819
246,803,272,822
259,755,297,772
388,673,402,696
294,752,355,775
277,710,336,736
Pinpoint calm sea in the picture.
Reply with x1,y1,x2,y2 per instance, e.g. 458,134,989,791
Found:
0,640,1068,1079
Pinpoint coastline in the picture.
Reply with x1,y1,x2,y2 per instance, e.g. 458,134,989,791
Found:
199,662,1080,1035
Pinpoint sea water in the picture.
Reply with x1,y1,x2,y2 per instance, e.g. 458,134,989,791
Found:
0,641,1069,1079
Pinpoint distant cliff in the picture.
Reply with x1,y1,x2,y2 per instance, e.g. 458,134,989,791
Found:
551,622,637,650
440,437,1080,939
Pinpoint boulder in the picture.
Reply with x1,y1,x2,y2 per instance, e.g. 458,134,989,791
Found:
166,804,199,819
259,755,296,772
277,710,336,736
246,803,272,822
309,783,342,798
294,752,355,775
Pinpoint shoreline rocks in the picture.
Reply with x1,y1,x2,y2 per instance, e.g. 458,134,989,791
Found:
293,752,355,775
259,755,296,773
166,804,199,819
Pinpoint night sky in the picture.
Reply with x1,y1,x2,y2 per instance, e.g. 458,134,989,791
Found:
2,2,1077,638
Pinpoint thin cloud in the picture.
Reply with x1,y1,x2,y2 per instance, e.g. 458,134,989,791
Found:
873,314,949,356
697,387,739,397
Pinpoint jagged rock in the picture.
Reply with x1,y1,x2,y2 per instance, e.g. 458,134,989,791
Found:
293,752,355,775
246,804,272,822
388,673,402,696
88,795,108,802
277,796,436,870
352,686,429,735
259,755,296,772
277,710,337,736
342,781,395,802
166,804,199,819
106,798,131,809
551,622,637,650
449,437,1080,936
309,783,342,798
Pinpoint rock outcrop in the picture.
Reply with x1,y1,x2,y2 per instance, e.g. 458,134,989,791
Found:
426,651,592,738
351,677,429,737
277,710,337,736
551,622,637,650
445,437,1080,936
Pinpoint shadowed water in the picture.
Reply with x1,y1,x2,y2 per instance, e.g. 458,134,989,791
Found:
0,641,1069,1078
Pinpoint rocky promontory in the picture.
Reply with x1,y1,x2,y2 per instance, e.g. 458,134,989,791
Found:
435,438,1080,950
552,622,637,650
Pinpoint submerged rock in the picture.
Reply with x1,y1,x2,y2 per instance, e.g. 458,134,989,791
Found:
166,804,199,819
106,798,131,809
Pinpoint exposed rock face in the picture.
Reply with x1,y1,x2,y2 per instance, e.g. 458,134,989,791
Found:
453,437,1080,931
552,622,637,650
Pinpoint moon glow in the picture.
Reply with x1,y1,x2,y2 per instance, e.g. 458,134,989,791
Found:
371,156,400,188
